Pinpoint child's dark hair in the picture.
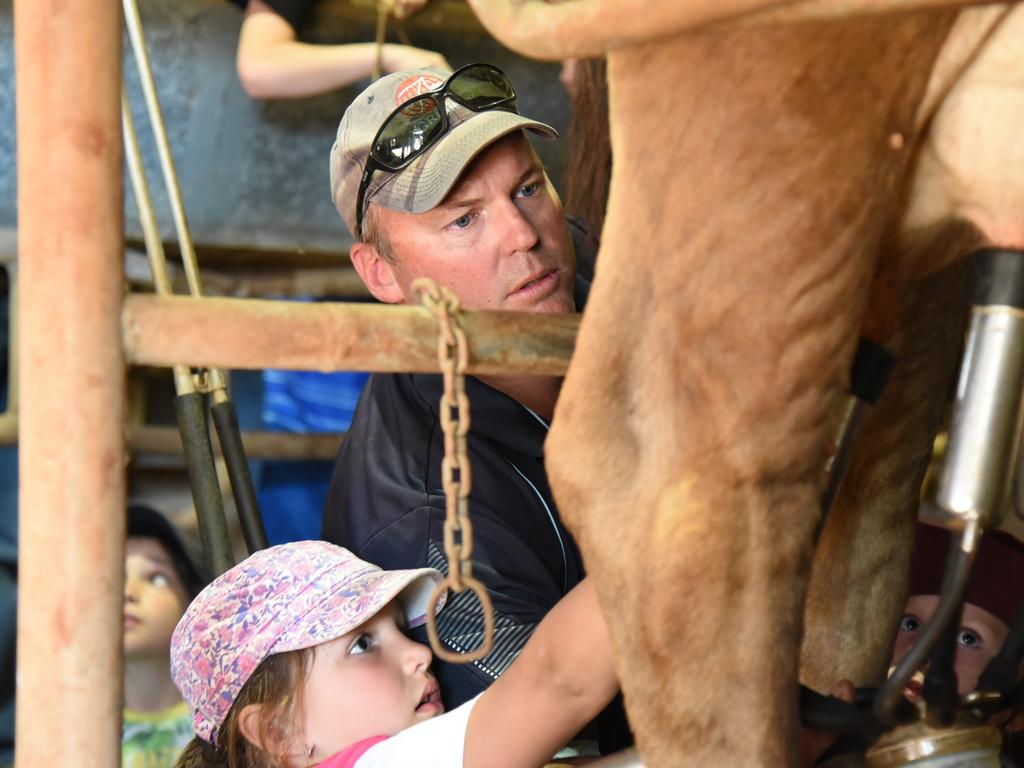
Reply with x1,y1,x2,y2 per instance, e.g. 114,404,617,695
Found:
127,504,209,600
174,649,313,768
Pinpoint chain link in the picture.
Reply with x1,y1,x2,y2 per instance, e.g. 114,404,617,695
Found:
414,278,495,663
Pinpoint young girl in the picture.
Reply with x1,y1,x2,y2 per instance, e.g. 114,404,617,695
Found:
171,540,618,768
123,504,208,768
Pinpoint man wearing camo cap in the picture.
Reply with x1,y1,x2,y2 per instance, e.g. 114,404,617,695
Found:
321,64,629,756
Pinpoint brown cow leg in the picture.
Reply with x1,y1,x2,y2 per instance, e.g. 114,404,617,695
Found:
549,212,868,766
800,242,974,693
545,15,954,767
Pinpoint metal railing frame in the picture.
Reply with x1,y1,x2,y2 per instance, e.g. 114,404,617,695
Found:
12,1,578,764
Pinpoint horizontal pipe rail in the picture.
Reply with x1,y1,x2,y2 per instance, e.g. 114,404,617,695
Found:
0,420,341,461
122,294,579,376
127,424,341,461
0,414,341,462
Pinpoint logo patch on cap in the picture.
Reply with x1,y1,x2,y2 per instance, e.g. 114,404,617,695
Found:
396,74,444,106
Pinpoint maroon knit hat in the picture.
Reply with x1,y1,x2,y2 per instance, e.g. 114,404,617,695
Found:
909,522,1024,627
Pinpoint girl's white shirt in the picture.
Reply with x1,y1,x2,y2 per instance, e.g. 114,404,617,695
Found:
353,695,480,767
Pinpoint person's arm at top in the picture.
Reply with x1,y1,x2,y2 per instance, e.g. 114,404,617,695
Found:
463,579,619,768
236,0,450,100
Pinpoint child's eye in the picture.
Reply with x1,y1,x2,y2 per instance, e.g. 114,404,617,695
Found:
957,629,981,649
148,572,171,588
349,633,377,656
899,614,920,633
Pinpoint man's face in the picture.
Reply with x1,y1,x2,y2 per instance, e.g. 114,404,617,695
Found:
123,537,189,661
366,133,576,314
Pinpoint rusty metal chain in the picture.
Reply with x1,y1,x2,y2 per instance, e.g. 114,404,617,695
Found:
414,277,495,663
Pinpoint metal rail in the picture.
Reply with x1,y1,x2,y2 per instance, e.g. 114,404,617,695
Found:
13,0,126,762
123,0,267,562
0,266,17,444
0,415,342,460
122,294,580,376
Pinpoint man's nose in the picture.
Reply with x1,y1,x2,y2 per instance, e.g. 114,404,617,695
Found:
497,199,539,254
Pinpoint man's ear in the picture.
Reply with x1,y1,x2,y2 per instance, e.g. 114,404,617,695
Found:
350,241,404,304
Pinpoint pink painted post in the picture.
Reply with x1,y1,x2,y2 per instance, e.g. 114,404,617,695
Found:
13,0,126,763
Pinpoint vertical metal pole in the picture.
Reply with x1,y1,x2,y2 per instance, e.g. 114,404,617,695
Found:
5,266,17,418
14,0,125,764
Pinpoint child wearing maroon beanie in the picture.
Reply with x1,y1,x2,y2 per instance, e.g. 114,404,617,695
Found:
890,522,1024,762
892,523,1024,699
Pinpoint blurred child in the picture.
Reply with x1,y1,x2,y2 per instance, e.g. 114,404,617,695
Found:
171,540,617,768
812,523,1024,768
890,522,1024,763
892,522,1024,701
123,504,209,768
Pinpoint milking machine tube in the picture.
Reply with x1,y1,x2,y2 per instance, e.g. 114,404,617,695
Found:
211,399,268,554
935,249,1024,531
125,89,234,575
124,0,268,558
874,524,978,725
921,610,962,727
800,684,883,735
820,337,895,518
976,594,1024,705
176,392,235,576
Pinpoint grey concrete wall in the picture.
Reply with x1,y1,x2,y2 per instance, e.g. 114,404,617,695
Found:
0,0,571,256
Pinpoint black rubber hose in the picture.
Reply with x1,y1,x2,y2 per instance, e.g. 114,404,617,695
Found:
978,594,1024,697
922,610,962,727
799,684,883,735
211,400,268,555
819,338,895,519
849,337,896,405
175,392,234,576
874,534,976,725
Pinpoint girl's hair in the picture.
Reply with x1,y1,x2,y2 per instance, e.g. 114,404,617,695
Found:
174,648,314,768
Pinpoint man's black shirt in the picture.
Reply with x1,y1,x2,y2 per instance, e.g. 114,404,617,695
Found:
322,222,632,753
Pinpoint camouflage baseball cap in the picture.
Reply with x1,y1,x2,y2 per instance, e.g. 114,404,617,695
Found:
329,66,558,238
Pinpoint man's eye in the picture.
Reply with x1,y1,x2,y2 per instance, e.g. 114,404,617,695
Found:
450,213,473,230
349,633,376,656
958,629,980,649
899,614,920,633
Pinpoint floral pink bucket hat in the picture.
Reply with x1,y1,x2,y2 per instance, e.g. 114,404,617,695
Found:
170,540,445,744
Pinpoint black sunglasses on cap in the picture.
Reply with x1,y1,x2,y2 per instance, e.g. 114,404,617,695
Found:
354,63,518,239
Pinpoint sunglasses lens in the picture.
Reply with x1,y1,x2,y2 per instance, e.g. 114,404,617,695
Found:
373,96,445,168
450,65,516,110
